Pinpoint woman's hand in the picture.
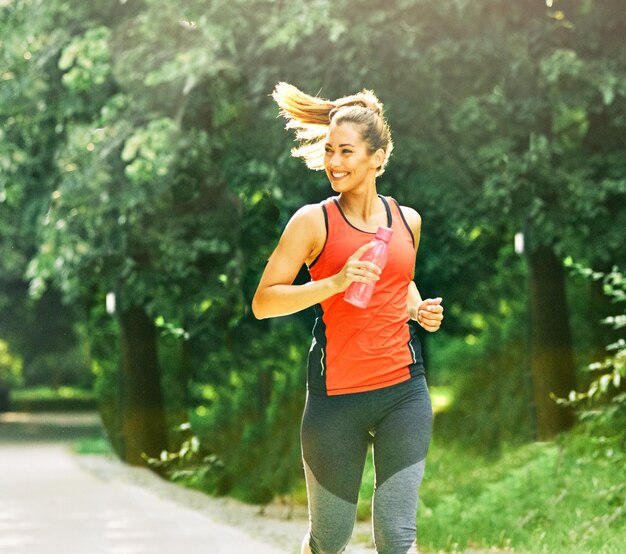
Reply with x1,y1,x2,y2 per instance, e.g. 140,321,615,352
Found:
333,241,380,292
409,297,444,332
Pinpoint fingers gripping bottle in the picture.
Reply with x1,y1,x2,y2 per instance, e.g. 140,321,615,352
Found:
344,226,393,308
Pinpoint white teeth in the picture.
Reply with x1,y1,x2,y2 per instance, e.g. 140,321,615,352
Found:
332,172,348,178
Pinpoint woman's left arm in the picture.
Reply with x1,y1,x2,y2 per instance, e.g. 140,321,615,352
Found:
402,205,444,333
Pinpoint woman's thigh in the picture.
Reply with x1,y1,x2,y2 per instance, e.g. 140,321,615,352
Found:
301,392,371,554
371,377,433,553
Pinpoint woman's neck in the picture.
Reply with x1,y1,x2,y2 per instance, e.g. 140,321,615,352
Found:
338,188,383,226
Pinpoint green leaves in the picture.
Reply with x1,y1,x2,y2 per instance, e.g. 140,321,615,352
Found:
121,118,179,183
540,48,584,83
58,26,111,91
2,0,625,506
0,339,23,388
559,265,626,414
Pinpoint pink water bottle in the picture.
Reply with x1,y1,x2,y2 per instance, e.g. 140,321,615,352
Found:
344,226,393,308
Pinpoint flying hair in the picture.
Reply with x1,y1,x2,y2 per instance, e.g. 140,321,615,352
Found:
272,82,393,176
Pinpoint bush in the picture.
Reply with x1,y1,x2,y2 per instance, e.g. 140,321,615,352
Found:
22,346,92,389
0,339,23,411
157,318,309,505
559,265,625,420
0,339,23,387
432,314,535,455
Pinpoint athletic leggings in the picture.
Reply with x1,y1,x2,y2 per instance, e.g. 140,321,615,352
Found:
301,376,433,554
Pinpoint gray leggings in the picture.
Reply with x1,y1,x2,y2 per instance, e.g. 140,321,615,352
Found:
301,376,433,554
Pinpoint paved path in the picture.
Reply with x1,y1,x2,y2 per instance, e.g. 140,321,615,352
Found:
0,412,497,554
0,413,288,554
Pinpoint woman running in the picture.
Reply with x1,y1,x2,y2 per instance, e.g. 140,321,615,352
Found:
252,82,444,554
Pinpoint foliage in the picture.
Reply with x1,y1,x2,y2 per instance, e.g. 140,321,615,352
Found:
432,332,535,455
0,339,23,387
429,249,535,454
139,320,307,503
0,1,88,392
187,320,308,503
415,263,626,551
22,346,92,388
143,422,225,488
559,263,626,421
1,0,624,508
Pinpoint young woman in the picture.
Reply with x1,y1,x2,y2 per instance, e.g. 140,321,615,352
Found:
252,83,444,554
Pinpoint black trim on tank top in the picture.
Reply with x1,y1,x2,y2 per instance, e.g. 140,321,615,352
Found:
381,195,392,227
332,194,392,234
308,203,329,269
391,197,415,247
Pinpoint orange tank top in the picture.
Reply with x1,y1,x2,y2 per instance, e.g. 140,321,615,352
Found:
307,195,425,396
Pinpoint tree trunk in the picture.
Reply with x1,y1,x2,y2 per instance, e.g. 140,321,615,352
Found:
0,387,10,412
180,338,191,393
528,246,576,440
118,305,168,465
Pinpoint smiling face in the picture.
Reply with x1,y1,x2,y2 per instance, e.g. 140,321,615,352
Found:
324,122,384,193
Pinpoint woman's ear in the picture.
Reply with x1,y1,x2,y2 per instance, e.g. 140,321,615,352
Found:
371,148,385,171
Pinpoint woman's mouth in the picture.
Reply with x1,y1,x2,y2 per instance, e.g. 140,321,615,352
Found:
331,171,349,180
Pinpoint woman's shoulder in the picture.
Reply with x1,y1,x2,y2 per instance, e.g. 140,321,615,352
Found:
282,200,326,242
290,200,328,227
400,205,421,229
285,201,328,266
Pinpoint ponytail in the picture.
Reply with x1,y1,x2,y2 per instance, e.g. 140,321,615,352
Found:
273,82,336,126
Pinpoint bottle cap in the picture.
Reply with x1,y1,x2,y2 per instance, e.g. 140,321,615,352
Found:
375,226,393,242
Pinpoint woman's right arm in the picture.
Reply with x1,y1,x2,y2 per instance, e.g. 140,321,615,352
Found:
252,204,379,319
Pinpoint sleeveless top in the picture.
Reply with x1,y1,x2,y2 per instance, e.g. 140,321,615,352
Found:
307,195,425,396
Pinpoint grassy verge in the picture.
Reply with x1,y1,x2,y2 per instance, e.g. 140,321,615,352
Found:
351,421,625,553
72,436,112,455
10,386,97,411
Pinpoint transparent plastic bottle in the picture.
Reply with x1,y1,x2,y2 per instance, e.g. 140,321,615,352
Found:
344,226,393,308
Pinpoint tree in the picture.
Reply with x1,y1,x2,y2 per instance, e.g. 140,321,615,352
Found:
347,0,626,439
3,0,624,488
0,0,91,402
442,0,626,438
223,0,626,441
23,1,257,463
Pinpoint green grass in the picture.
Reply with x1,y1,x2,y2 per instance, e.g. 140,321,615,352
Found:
72,435,113,455
289,387,625,552
11,386,94,400
351,421,625,553
10,386,97,411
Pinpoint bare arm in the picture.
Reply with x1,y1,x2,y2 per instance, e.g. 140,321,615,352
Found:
407,280,424,317
252,204,380,319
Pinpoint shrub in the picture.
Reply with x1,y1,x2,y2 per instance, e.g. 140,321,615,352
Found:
558,264,625,437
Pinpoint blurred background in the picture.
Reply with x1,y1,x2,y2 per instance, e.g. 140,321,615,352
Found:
0,0,624,552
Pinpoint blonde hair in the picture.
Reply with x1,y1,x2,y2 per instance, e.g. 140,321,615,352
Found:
272,82,393,176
